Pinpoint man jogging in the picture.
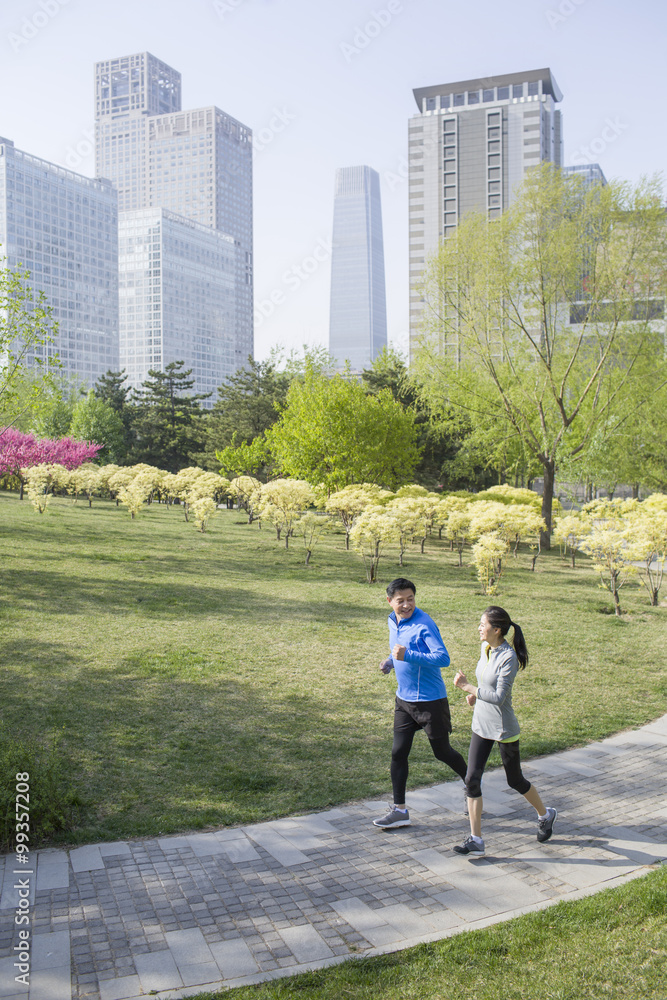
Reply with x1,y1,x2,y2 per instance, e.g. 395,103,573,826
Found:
373,578,467,829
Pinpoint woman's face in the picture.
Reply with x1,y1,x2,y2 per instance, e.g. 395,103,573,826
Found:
479,614,502,646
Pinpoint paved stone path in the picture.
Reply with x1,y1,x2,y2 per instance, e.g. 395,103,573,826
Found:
1,716,666,1000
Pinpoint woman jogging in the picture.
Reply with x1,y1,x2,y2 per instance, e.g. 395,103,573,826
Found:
452,606,557,857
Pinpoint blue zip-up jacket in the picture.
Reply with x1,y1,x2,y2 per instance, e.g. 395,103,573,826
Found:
387,607,450,702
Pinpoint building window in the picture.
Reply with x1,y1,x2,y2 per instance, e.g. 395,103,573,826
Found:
467,91,479,104
426,97,436,110
453,93,465,106
528,81,539,96
512,84,524,98
440,95,451,109
497,86,509,100
483,89,494,102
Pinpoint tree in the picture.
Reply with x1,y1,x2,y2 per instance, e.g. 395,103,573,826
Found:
578,499,639,616
324,484,394,550
216,434,269,479
349,508,399,584
293,512,331,565
228,475,262,523
94,369,136,464
69,391,126,464
23,463,70,514
362,347,493,489
267,362,420,492
416,165,667,547
626,498,667,606
471,532,508,596
68,464,102,507
31,393,76,440
199,356,290,470
132,362,210,473
257,479,315,547
0,260,61,432
553,512,592,568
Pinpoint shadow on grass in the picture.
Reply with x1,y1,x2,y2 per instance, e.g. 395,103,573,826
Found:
0,653,404,845
0,564,379,622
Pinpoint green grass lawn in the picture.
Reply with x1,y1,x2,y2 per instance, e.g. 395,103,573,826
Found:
1,490,666,846
189,867,667,1000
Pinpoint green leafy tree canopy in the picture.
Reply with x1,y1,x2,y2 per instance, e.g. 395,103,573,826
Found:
266,362,420,491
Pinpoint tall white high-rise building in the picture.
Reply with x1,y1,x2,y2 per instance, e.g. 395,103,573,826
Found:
408,68,563,353
94,52,252,388
329,166,387,371
118,208,236,404
0,137,118,384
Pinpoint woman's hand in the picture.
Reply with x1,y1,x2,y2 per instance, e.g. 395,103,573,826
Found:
466,693,476,707
454,671,468,689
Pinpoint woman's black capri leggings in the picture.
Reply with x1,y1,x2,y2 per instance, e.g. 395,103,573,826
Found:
465,731,531,798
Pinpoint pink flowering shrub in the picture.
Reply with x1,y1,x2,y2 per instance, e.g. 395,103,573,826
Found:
0,427,101,483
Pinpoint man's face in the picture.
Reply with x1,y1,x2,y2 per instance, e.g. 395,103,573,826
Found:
387,589,416,621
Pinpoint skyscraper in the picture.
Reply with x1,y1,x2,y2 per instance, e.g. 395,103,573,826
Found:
94,52,253,388
118,208,236,403
408,68,563,352
0,137,118,384
329,166,387,371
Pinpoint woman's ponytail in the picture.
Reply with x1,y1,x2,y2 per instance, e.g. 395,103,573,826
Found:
484,606,529,670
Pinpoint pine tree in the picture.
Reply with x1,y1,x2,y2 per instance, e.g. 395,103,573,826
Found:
132,362,210,472
199,356,290,469
94,369,136,464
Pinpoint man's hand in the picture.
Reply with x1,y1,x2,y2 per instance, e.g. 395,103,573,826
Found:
379,658,393,674
392,644,406,661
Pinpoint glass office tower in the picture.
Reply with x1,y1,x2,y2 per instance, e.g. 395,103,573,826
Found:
118,208,237,404
95,52,253,373
329,166,387,371
0,136,118,384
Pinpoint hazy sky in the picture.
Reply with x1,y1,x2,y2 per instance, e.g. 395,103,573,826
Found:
0,0,664,361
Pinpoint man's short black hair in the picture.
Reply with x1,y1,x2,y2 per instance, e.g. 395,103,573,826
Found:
386,578,416,598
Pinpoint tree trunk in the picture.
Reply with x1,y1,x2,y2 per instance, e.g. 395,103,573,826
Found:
305,549,311,566
540,459,555,550
612,572,622,616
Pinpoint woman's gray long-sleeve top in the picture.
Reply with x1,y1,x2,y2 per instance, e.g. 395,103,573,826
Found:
471,640,521,742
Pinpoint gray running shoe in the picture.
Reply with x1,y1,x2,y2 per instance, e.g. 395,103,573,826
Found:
537,807,557,843
453,835,485,857
373,805,411,829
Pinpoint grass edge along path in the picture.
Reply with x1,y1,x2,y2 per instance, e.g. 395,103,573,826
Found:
188,866,667,1000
